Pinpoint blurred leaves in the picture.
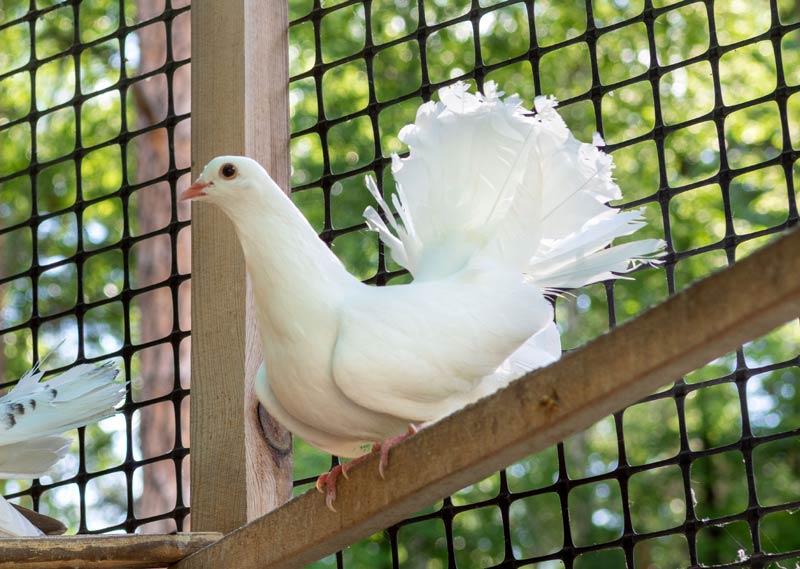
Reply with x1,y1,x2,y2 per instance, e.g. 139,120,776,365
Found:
0,0,141,534
0,0,797,562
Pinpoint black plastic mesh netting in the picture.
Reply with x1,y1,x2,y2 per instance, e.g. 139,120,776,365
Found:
0,0,191,534
1,0,799,566
285,0,800,567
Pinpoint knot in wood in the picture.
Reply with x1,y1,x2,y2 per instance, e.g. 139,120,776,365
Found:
258,404,293,457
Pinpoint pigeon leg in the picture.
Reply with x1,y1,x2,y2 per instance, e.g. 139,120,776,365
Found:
315,465,344,512
341,443,380,479
378,423,419,479
316,427,418,510
315,444,381,511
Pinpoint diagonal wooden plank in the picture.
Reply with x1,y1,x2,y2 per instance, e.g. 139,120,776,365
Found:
175,228,800,569
0,532,221,568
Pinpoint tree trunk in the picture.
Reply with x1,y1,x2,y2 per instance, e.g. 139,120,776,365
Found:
132,0,191,533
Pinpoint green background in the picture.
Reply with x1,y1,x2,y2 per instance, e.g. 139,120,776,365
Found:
0,0,799,566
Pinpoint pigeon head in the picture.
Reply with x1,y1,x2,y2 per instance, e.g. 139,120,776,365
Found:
179,156,273,208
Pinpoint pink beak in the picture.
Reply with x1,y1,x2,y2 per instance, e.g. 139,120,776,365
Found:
180,181,211,201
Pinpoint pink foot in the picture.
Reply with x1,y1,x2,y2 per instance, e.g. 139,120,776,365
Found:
315,427,419,510
340,444,379,480
378,424,419,479
315,444,380,511
315,465,344,512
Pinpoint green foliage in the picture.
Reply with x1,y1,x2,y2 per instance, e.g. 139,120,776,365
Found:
0,0,136,533
0,0,797,563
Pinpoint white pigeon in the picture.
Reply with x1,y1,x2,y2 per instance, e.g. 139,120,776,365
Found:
0,358,125,536
182,82,663,508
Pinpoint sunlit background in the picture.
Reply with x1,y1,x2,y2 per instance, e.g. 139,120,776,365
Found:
1,0,799,566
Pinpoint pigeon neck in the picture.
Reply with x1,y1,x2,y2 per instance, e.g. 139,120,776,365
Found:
227,191,357,332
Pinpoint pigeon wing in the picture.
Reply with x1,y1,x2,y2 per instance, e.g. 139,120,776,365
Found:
332,272,554,422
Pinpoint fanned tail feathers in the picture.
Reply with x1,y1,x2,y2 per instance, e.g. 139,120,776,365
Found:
526,208,664,289
0,360,125,448
0,358,123,535
363,81,664,288
364,176,421,271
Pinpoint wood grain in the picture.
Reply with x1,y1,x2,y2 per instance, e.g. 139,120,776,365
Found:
175,229,800,569
0,533,221,569
190,0,292,534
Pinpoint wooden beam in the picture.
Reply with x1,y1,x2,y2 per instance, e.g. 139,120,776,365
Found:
175,228,800,569
0,533,221,568
190,0,292,533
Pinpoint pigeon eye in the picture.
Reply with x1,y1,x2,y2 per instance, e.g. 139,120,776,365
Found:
220,163,238,179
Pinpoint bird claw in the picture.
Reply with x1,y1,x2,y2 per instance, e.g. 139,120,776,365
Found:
314,452,372,510
315,467,340,512
315,472,327,494
314,428,418,510
377,424,419,480
378,444,388,480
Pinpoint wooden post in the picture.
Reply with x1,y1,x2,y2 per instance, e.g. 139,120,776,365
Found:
190,0,292,533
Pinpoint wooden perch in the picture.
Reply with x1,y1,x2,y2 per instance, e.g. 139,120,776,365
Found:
0,532,221,568
174,229,800,569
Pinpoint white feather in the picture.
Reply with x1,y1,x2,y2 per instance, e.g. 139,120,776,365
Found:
365,82,663,289
191,84,662,459
0,436,70,479
0,361,125,446
0,358,125,534
0,497,42,537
